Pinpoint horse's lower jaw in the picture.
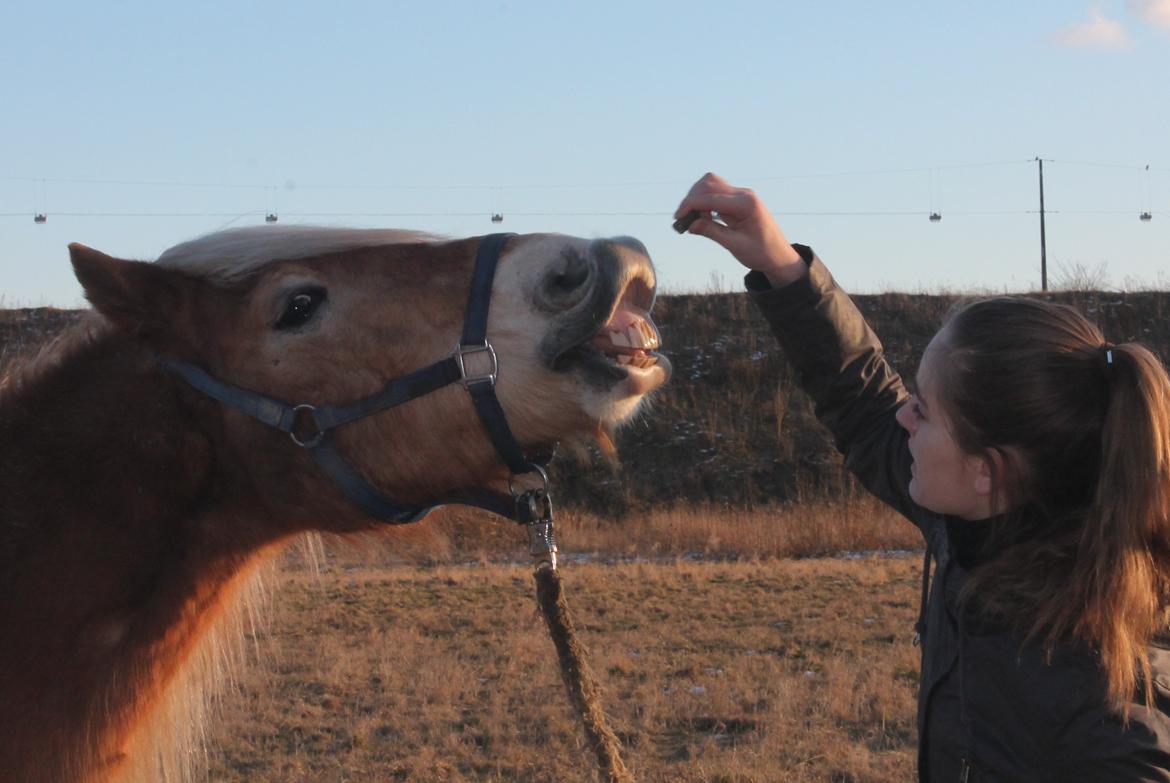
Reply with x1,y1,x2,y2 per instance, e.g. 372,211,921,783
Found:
618,355,671,396
554,344,670,393
562,346,670,428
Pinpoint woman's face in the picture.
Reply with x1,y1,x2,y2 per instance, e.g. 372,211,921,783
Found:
895,330,996,520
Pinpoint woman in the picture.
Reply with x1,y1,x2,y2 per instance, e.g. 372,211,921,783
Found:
675,173,1170,782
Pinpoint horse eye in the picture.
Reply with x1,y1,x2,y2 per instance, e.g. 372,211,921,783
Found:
274,287,326,330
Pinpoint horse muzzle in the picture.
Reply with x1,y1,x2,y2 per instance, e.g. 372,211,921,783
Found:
543,238,671,391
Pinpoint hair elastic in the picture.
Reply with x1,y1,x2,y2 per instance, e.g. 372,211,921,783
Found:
1099,343,1117,380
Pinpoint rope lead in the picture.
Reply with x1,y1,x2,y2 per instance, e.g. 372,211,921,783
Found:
535,564,634,783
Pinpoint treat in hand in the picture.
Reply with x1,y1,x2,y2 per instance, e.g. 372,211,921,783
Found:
672,210,702,234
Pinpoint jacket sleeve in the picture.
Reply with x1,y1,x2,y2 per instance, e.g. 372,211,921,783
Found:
745,245,931,533
1046,646,1170,782
1048,703,1170,782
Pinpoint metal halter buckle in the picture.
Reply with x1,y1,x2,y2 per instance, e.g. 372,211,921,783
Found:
453,340,498,388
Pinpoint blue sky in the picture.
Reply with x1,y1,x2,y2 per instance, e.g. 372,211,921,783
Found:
2,1,1167,306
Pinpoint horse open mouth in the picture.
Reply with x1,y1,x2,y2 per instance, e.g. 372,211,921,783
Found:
587,301,662,370
551,276,669,391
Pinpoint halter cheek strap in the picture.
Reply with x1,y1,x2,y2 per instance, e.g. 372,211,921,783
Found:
457,232,533,477
158,233,554,535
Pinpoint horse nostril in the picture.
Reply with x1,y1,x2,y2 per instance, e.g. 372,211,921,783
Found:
557,255,590,290
545,251,594,304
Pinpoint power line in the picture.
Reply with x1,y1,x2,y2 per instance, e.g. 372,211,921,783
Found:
9,158,1139,194
2,158,1163,228
755,159,1033,181
1046,159,1156,171
6,208,1162,220
0,211,271,218
0,175,272,190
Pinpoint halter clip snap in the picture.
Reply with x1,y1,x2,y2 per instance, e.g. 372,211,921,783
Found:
509,465,557,569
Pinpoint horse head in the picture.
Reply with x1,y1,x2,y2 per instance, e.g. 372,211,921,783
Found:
66,228,671,534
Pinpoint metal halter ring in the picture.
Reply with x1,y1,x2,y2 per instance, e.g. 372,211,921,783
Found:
289,404,326,448
453,340,499,388
508,463,550,499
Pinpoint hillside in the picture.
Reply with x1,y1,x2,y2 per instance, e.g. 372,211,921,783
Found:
4,289,1168,516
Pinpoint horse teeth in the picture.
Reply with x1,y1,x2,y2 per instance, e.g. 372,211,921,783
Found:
616,354,632,365
604,315,660,351
639,321,659,349
619,319,659,351
628,323,653,349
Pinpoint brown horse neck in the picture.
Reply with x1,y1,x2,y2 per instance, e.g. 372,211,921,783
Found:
0,328,219,556
0,328,275,783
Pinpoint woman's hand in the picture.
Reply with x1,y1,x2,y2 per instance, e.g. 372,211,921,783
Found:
674,172,807,287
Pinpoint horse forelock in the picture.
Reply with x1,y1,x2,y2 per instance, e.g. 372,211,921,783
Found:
156,226,443,281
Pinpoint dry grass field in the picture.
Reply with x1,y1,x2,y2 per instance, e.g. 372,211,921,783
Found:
200,505,923,783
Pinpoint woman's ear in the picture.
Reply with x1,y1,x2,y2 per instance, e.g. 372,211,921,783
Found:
973,447,1017,513
972,452,996,497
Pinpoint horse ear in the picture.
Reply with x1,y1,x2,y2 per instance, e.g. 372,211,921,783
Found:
69,243,190,337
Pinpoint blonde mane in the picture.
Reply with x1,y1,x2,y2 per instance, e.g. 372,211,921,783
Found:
119,562,273,783
157,225,440,282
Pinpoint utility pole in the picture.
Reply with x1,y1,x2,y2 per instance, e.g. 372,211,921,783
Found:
1036,157,1048,292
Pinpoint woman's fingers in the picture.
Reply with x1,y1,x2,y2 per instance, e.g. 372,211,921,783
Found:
675,173,805,284
674,192,754,225
673,173,740,218
688,213,754,254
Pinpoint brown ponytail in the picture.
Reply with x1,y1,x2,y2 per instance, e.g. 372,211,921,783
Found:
1073,342,1170,709
935,297,1170,711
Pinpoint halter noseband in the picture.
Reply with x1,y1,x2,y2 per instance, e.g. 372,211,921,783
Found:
158,233,557,563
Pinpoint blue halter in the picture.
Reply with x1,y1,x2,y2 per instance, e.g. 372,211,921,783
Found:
158,233,555,543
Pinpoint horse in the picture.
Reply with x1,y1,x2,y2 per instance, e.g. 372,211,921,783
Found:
0,227,670,783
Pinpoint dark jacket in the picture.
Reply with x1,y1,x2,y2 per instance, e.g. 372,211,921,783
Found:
746,246,1170,782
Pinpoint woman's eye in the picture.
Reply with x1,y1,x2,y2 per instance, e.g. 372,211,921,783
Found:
274,288,326,330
